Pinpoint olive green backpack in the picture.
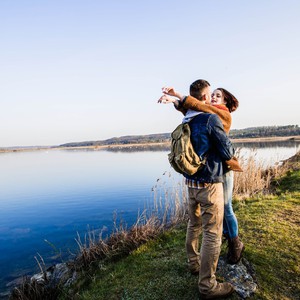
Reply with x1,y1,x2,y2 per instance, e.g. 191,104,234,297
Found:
168,123,205,175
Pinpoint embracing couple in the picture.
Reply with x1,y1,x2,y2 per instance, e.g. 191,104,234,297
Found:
158,79,244,299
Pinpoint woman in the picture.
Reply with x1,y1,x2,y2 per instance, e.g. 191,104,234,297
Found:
159,87,244,264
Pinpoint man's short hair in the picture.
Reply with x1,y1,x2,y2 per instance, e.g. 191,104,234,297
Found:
189,79,210,100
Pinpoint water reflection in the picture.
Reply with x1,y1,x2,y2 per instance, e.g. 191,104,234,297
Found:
233,141,300,167
60,139,300,153
233,139,299,149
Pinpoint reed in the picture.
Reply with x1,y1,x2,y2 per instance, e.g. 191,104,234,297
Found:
10,279,60,300
233,150,289,198
75,172,188,268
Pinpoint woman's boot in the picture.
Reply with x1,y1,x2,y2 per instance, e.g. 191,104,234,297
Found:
228,236,245,264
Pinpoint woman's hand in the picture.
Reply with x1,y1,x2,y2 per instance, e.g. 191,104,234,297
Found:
162,86,184,101
162,86,177,97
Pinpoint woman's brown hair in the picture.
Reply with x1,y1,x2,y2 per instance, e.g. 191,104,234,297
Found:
217,88,239,112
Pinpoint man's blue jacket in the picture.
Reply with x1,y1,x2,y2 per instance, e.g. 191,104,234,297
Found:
184,112,234,183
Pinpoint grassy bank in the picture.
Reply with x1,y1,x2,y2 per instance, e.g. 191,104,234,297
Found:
56,155,300,300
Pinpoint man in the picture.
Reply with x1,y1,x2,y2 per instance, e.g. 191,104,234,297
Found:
159,80,235,299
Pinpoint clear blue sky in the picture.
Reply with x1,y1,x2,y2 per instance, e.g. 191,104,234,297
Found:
1,0,299,147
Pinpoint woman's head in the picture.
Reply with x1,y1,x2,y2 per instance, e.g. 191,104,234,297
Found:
211,88,239,112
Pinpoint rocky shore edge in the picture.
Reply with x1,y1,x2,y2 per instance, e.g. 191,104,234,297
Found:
2,253,257,300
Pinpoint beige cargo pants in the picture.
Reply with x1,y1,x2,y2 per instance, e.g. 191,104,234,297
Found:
185,183,224,293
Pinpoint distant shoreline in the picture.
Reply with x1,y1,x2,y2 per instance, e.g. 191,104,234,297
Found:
1,135,300,153
231,135,300,143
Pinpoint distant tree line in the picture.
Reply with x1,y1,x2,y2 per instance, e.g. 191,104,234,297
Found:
59,125,300,148
229,125,300,139
59,133,170,148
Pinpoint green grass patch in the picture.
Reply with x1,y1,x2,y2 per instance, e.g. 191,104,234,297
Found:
61,227,201,300
275,169,300,194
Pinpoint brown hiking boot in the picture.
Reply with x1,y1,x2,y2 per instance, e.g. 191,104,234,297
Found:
228,236,245,264
199,282,235,299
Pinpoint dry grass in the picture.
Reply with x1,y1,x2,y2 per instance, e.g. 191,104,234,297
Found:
75,215,162,268
10,280,60,300
233,150,290,198
75,174,188,269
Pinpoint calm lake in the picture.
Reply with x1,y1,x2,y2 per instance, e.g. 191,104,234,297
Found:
0,140,299,295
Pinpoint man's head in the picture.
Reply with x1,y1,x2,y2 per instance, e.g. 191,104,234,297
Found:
189,79,211,103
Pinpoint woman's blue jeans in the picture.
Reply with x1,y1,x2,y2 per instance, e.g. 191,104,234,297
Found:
223,171,238,238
